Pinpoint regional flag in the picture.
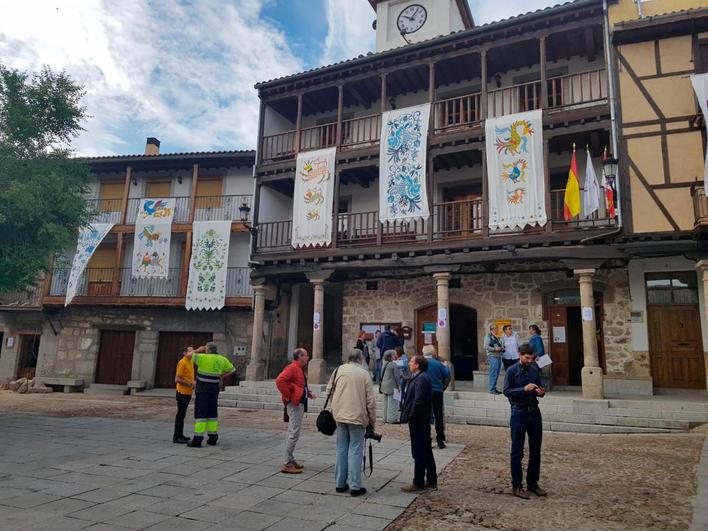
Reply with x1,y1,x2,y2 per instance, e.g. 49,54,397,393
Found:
563,146,581,220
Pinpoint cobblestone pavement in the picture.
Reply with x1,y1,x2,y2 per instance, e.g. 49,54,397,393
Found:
691,434,708,531
0,412,462,530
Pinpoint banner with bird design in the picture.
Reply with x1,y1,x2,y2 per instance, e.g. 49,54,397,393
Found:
132,198,175,278
379,103,431,224
292,147,337,248
65,223,114,306
485,109,546,231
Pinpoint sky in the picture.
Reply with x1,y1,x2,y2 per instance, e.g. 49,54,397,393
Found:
0,0,562,157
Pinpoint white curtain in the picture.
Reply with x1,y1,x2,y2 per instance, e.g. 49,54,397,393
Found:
691,73,708,180
186,221,232,311
485,109,547,230
65,223,114,306
292,147,337,248
132,198,175,278
379,103,431,223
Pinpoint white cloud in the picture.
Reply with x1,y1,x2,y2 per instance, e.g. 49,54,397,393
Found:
320,0,376,66
0,0,304,156
469,0,564,26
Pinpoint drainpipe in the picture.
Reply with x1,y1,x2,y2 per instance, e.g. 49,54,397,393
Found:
635,0,644,19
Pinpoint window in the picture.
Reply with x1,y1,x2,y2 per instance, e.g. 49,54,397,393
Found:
646,272,699,305
145,181,171,198
98,182,123,212
195,178,223,209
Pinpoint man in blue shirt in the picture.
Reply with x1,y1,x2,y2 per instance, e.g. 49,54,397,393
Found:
503,343,547,499
422,345,451,449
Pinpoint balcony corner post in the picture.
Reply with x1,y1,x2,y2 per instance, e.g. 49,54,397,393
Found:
544,137,553,232
331,169,340,248
540,34,548,109
120,166,132,225
336,84,344,148
295,93,303,155
480,49,488,120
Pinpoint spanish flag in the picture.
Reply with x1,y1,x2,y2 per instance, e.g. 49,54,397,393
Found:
563,145,581,220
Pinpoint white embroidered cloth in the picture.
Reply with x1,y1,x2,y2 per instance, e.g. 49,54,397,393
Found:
65,223,114,306
485,109,546,230
292,147,337,248
379,103,431,223
186,221,232,311
132,198,175,278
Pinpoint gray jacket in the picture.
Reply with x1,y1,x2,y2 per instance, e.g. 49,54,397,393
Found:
379,360,401,395
484,332,503,358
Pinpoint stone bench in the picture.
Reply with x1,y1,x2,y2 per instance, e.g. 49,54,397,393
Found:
37,377,85,393
127,380,147,395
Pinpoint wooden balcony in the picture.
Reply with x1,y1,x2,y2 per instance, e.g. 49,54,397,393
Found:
260,69,608,165
254,196,616,254
691,184,708,228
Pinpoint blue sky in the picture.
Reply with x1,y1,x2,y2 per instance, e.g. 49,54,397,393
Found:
0,0,561,156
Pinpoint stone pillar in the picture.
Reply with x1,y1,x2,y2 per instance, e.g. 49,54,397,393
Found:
695,261,708,390
308,278,327,384
434,272,452,362
245,284,267,381
575,268,604,399
0,319,19,384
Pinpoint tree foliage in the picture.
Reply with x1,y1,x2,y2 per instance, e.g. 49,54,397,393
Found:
0,64,93,293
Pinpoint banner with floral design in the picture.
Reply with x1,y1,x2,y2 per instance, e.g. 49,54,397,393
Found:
132,198,175,279
485,109,546,231
65,223,114,306
186,221,232,310
292,147,337,248
379,103,431,223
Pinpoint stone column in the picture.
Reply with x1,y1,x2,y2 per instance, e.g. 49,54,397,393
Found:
695,261,708,390
434,272,452,362
245,284,267,381
575,268,604,399
0,319,19,384
308,278,327,384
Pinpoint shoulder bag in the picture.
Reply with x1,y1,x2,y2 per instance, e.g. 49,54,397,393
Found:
316,367,339,436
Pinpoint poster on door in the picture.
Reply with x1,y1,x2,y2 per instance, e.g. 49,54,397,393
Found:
553,326,566,343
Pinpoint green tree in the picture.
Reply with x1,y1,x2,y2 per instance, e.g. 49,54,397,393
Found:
0,64,93,292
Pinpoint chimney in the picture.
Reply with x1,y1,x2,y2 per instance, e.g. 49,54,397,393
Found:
145,137,161,156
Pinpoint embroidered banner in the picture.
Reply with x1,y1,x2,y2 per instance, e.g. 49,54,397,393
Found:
132,198,175,279
185,221,232,311
485,109,546,230
65,223,114,306
691,73,708,180
379,103,431,223
292,147,337,248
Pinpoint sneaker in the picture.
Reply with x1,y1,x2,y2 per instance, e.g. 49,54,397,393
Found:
437,441,447,449
512,486,530,500
280,464,302,474
401,484,426,493
350,488,367,497
335,484,349,493
528,485,547,497
173,436,190,444
292,461,304,470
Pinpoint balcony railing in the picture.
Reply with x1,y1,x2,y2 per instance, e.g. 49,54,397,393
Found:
49,267,116,297
125,197,190,224
261,130,296,164
87,198,124,224
342,114,381,149
691,184,708,228
226,267,253,298
119,268,181,297
194,194,253,222
255,195,616,253
300,123,337,152
434,93,481,133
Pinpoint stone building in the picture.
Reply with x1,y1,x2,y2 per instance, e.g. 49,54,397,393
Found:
244,0,708,397
0,141,257,391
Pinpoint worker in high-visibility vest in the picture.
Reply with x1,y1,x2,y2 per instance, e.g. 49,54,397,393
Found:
187,342,236,448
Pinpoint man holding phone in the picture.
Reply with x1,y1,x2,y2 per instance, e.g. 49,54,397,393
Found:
503,342,547,500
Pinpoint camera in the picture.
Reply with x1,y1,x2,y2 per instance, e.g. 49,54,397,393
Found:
364,426,382,443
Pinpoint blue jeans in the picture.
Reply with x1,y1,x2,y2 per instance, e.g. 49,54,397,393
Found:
487,356,502,393
335,423,365,490
510,407,543,489
374,359,382,382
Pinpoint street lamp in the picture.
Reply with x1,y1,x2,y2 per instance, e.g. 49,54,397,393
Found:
238,203,251,222
603,155,619,219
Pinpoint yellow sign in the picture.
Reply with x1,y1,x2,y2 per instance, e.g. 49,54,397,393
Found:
494,319,511,338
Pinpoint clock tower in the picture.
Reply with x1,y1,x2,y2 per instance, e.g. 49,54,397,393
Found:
369,0,474,52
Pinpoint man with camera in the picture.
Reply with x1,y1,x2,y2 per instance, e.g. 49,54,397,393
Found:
503,342,547,499
325,348,377,497
400,354,437,492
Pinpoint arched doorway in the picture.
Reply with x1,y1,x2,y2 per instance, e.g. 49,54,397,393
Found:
415,303,478,380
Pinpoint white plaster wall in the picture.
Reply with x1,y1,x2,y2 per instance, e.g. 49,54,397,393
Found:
628,257,707,352
264,105,296,136
259,186,293,222
339,181,379,213
377,0,462,52
228,233,251,267
224,168,255,196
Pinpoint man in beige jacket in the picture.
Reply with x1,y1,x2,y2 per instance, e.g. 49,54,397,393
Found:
326,349,376,497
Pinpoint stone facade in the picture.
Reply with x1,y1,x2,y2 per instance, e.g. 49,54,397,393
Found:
341,267,634,378
0,307,254,387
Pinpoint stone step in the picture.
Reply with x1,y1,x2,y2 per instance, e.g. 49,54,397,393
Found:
83,384,129,396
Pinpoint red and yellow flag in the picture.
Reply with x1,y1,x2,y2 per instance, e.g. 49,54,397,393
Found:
563,146,581,220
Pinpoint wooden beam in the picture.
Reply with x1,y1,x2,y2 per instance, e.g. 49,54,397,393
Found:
336,84,344,147
331,170,340,249
585,27,595,62
112,233,124,296
180,234,192,297
294,93,303,154
120,166,132,225
481,147,489,238
381,73,387,113
188,163,199,223
346,84,370,109
544,138,553,233
480,49,488,120
539,35,548,110
256,100,266,166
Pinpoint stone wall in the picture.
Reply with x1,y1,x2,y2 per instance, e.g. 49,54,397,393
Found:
341,267,633,377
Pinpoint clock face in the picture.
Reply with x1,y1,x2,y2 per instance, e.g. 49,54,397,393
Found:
397,4,427,35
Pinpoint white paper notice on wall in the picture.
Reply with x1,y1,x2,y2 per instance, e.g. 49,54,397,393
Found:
552,326,566,344
438,308,447,321
313,312,321,331
424,333,433,344
582,306,593,321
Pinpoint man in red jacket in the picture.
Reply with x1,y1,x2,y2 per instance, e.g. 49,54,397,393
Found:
276,348,315,474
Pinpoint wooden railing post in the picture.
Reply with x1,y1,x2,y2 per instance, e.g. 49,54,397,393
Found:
544,138,552,232
540,35,548,109
120,166,132,225
336,84,344,147
482,148,490,237
331,170,340,248
295,93,303,154
480,49,488,120
256,99,266,166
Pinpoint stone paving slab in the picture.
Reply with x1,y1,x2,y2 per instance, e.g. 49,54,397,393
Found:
0,413,463,530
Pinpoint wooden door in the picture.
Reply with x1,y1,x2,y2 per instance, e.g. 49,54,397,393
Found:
416,304,438,355
154,332,213,388
18,334,40,380
648,305,706,389
145,181,171,198
95,330,135,385
548,306,570,385
99,182,123,212
87,246,116,296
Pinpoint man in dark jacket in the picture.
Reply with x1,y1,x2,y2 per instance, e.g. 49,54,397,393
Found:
400,354,437,492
